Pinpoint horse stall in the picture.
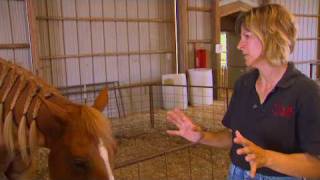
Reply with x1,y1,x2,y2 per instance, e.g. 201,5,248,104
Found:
57,83,232,180
1,0,320,180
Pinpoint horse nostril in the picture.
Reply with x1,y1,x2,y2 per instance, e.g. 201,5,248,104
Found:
72,158,90,172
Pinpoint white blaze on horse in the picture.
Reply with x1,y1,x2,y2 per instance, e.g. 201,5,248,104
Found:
0,58,116,180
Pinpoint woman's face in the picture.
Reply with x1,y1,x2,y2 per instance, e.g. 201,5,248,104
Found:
237,26,263,67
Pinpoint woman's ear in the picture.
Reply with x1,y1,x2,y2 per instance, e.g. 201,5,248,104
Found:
92,87,108,111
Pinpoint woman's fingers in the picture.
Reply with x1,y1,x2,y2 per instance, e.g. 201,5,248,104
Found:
167,111,184,127
245,154,256,162
174,108,190,122
236,146,252,155
166,130,180,136
249,161,257,178
234,130,252,147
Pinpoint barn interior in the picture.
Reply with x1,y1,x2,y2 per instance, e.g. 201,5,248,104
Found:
1,0,320,179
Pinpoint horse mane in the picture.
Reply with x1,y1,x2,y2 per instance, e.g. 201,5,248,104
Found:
79,106,115,151
1,58,115,166
0,58,61,163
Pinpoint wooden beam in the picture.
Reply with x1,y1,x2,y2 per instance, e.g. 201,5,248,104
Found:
294,14,320,18
212,0,220,98
26,0,40,75
221,16,236,32
36,16,173,23
39,49,175,60
317,1,320,79
220,1,251,17
188,39,212,44
297,37,320,41
0,43,29,49
187,6,211,12
261,0,271,6
177,0,189,73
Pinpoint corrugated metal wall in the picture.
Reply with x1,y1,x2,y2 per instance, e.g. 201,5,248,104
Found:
271,0,319,78
188,0,213,69
35,0,175,87
0,0,319,115
0,0,32,70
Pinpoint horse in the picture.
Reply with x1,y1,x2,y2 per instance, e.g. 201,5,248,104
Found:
0,58,116,180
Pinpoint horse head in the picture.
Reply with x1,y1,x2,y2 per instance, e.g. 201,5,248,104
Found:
37,88,116,180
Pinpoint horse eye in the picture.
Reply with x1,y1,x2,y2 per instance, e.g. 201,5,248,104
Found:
72,158,90,172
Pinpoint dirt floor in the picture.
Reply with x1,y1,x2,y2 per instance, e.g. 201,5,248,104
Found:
114,131,230,180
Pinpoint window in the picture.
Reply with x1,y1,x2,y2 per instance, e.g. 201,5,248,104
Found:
220,32,227,68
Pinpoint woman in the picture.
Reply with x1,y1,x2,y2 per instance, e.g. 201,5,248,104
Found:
167,4,320,180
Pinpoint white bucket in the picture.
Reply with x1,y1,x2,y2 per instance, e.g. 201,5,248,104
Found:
188,68,213,106
162,74,188,110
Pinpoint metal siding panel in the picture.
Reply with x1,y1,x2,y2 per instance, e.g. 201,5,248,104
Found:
63,21,78,55
140,54,151,82
149,0,158,18
13,49,31,69
90,0,103,16
116,22,128,52
0,50,14,60
103,0,115,18
189,11,197,40
62,0,76,17
151,54,161,82
118,55,130,84
0,0,12,43
150,23,160,50
104,22,117,53
129,55,141,84
77,24,91,54
139,22,150,51
93,57,107,83
128,22,139,52
91,22,104,53
115,0,127,18
39,59,52,84
138,0,149,18
66,58,81,86
9,1,28,43
52,59,67,87
79,57,93,84
106,56,119,82
127,0,138,18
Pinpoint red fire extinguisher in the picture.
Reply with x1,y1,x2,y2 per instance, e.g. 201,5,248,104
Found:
195,49,207,68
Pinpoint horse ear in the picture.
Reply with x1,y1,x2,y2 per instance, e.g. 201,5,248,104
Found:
41,98,69,121
92,87,108,111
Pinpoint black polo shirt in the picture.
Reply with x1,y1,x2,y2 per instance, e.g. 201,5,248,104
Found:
222,63,320,176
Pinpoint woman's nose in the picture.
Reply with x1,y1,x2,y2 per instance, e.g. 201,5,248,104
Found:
237,40,244,50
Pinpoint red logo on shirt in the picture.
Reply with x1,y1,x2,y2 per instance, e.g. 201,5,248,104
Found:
272,103,294,119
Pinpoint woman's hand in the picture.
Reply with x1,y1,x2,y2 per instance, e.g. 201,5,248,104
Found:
234,130,269,178
166,108,203,143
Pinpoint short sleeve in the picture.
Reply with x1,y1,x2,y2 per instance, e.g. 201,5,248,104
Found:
297,81,320,155
222,79,241,129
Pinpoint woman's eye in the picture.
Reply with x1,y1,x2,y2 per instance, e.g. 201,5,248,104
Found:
72,158,90,172
243,33,251,38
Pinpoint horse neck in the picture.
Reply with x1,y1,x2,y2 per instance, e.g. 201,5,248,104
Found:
0,59,71,150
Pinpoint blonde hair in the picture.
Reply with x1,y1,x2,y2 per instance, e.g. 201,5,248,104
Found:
236,4,297,66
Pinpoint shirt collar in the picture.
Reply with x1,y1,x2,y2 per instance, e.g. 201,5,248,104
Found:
244,62,301,89
276,62,301,88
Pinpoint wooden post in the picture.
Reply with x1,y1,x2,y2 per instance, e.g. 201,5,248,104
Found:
317,1,320,79
177,0,189,73
211,0,220,98
26,0,40,75
149,85,154,128
261,0,270,6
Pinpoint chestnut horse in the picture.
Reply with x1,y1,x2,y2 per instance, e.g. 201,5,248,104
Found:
0,58,116,180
